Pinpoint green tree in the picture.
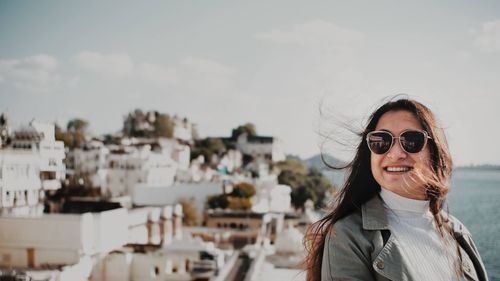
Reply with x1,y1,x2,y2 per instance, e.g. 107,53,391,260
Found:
231,182,256,198
228,197,252,211
276,159,308,191
207,194,229,209
67,118,88,148
178,198,199,226
306,167,333,209
276,160,334,210
291,186,316,210
55,119,89,149
277,170,306,189
191,138,226,162
206,182,256,211
55,123,73,148
231,123,257,139
154,114,174,138
67,118,89,134
275,159,308,175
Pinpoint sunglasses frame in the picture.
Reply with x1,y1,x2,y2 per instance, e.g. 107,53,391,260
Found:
366,129,432,155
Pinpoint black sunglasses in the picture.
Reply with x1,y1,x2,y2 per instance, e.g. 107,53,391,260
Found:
366,129,432,155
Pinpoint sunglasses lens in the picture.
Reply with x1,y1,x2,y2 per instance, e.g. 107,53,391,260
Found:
400,131,426,153
367,132,393,154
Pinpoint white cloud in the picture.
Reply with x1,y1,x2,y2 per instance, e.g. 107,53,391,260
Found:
180,56,235,93
256,19,363,50
0,54,61,93
137,62,178,86
181,56,234,75
74,51,134,77
474,20,500,52
73,52,235,92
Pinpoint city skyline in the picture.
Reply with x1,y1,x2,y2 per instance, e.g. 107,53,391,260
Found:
1,1,500,165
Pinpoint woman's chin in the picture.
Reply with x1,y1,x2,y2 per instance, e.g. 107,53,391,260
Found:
382,183,426,200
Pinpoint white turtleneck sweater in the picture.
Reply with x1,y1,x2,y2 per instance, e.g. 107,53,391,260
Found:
379,188,461,281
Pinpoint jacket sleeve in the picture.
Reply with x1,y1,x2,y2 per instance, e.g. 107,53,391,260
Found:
321,220,375,281
451,215,489,281
462,233,489,281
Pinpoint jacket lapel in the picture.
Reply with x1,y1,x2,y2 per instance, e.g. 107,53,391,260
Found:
362,195,415,281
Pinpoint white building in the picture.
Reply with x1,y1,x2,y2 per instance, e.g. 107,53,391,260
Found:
252,175,292,213
104,145,178,197
217,149,243,174
155,138,190,171
96,235,225,281
11,121,66,190
0,207,128,281
171,142,190,171
72,138,189,191
0,150,42,215
132,182,221,215
0,208,128,265
244,223,305,281
175,155,218,183
0,121,65,215
73,140,110,188
127,205,183,245
172,115,193,143
235,133,285,162
0,204,184,281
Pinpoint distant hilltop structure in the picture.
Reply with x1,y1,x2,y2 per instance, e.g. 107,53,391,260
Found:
122,109,195,143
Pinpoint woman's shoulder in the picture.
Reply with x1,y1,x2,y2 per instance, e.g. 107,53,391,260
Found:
326,210,368,240
333,210,363,229
444,212,472,236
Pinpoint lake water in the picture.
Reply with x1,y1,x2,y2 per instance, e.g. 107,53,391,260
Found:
324,168,500,280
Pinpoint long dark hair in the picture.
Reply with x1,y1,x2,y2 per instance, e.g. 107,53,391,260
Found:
304,98,454,281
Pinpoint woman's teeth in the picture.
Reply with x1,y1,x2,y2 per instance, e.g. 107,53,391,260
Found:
385,166,411,172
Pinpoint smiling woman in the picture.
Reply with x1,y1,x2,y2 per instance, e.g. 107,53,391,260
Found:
304,99,489,281
369,111,432,200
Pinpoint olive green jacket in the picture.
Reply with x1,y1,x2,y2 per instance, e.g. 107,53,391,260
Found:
321,195,488,281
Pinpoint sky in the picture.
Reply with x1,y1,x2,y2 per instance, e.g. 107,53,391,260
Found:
1,1,500,165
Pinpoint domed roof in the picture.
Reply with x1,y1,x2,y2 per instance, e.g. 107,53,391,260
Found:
274,224,304,254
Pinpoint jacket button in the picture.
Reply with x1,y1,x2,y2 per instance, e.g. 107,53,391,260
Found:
376,261,384,269
464,264,471,272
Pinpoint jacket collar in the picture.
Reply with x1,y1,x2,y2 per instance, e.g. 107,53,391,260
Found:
362,194,390,230
361,193,470,236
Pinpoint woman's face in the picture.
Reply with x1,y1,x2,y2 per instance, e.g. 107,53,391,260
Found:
370,110,431,200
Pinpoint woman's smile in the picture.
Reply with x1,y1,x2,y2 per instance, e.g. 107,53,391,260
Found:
383,166,413,173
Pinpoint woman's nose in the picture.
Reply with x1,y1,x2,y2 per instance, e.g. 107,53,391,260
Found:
386,139,407,159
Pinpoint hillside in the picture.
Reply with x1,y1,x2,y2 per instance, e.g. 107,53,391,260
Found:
304,154,348,170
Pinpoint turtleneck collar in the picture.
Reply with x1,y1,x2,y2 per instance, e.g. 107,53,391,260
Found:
379,188,429,214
